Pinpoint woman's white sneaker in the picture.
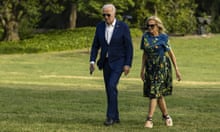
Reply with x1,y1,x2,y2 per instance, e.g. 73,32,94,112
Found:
144,120,153,128
163,115,173,127
144,117,153,128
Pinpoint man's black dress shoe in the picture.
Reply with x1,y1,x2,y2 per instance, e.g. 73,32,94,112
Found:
104,119,120,126
114,119,120,123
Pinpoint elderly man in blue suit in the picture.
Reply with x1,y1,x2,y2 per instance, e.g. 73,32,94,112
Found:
89,4,133,126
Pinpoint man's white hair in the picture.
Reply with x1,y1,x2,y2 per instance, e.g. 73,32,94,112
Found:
102,4,116,14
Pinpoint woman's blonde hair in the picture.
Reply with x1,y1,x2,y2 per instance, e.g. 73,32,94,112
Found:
146,16,166,33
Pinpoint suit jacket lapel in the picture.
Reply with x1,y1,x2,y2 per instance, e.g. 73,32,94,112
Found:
110,20,119,44
101,23,108,44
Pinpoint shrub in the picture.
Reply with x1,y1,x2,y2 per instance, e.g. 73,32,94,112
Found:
0,27,142,54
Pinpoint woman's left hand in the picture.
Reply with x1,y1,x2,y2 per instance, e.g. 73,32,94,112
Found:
176,70,181,81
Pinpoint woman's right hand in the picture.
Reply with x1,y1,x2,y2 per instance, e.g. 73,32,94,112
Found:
140,71,145,81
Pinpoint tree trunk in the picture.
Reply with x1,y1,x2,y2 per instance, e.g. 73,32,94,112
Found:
1,2,20,41
2,20,20,41
69,3,77,29
154,5,157,16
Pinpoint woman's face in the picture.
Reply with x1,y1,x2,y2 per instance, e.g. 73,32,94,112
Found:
147,19,159,35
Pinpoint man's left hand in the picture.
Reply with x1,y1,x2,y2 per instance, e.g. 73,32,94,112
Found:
123,65,130,76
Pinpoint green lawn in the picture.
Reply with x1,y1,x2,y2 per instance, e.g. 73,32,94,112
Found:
0,34,219,131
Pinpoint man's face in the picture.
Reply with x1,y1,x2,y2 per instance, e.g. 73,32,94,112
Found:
102,7,115,25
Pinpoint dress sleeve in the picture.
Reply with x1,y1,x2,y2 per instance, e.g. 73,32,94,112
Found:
162,34,171,52
140,34,145,50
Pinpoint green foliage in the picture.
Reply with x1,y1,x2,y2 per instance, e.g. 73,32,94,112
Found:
130,28,143,38
159,0,197,34
18,17,36,39
2,0,219,41
77,0,135,21
43,0,66,13
129,0,197,34
128,0,149,28
210,1,220,33
0,27,94,54
0,28,3,39
0,27,143,54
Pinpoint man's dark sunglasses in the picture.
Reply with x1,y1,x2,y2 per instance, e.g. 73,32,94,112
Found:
147,24,156,28
102,14,111,17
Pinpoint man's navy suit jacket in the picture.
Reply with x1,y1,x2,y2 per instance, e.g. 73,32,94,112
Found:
90,20,133,70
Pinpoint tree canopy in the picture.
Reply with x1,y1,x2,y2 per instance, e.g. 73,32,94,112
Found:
0,0,219,41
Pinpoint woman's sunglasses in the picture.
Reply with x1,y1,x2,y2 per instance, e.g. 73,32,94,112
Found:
147,24,156,28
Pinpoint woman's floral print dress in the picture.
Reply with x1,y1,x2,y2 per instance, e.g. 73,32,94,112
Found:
140,32,173,98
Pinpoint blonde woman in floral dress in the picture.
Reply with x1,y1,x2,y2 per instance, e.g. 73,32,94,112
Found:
140,16,181,128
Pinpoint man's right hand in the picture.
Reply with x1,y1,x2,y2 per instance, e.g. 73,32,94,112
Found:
90,64,95,75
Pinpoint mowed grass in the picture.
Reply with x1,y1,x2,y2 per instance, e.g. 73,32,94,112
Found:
0,34,220,132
